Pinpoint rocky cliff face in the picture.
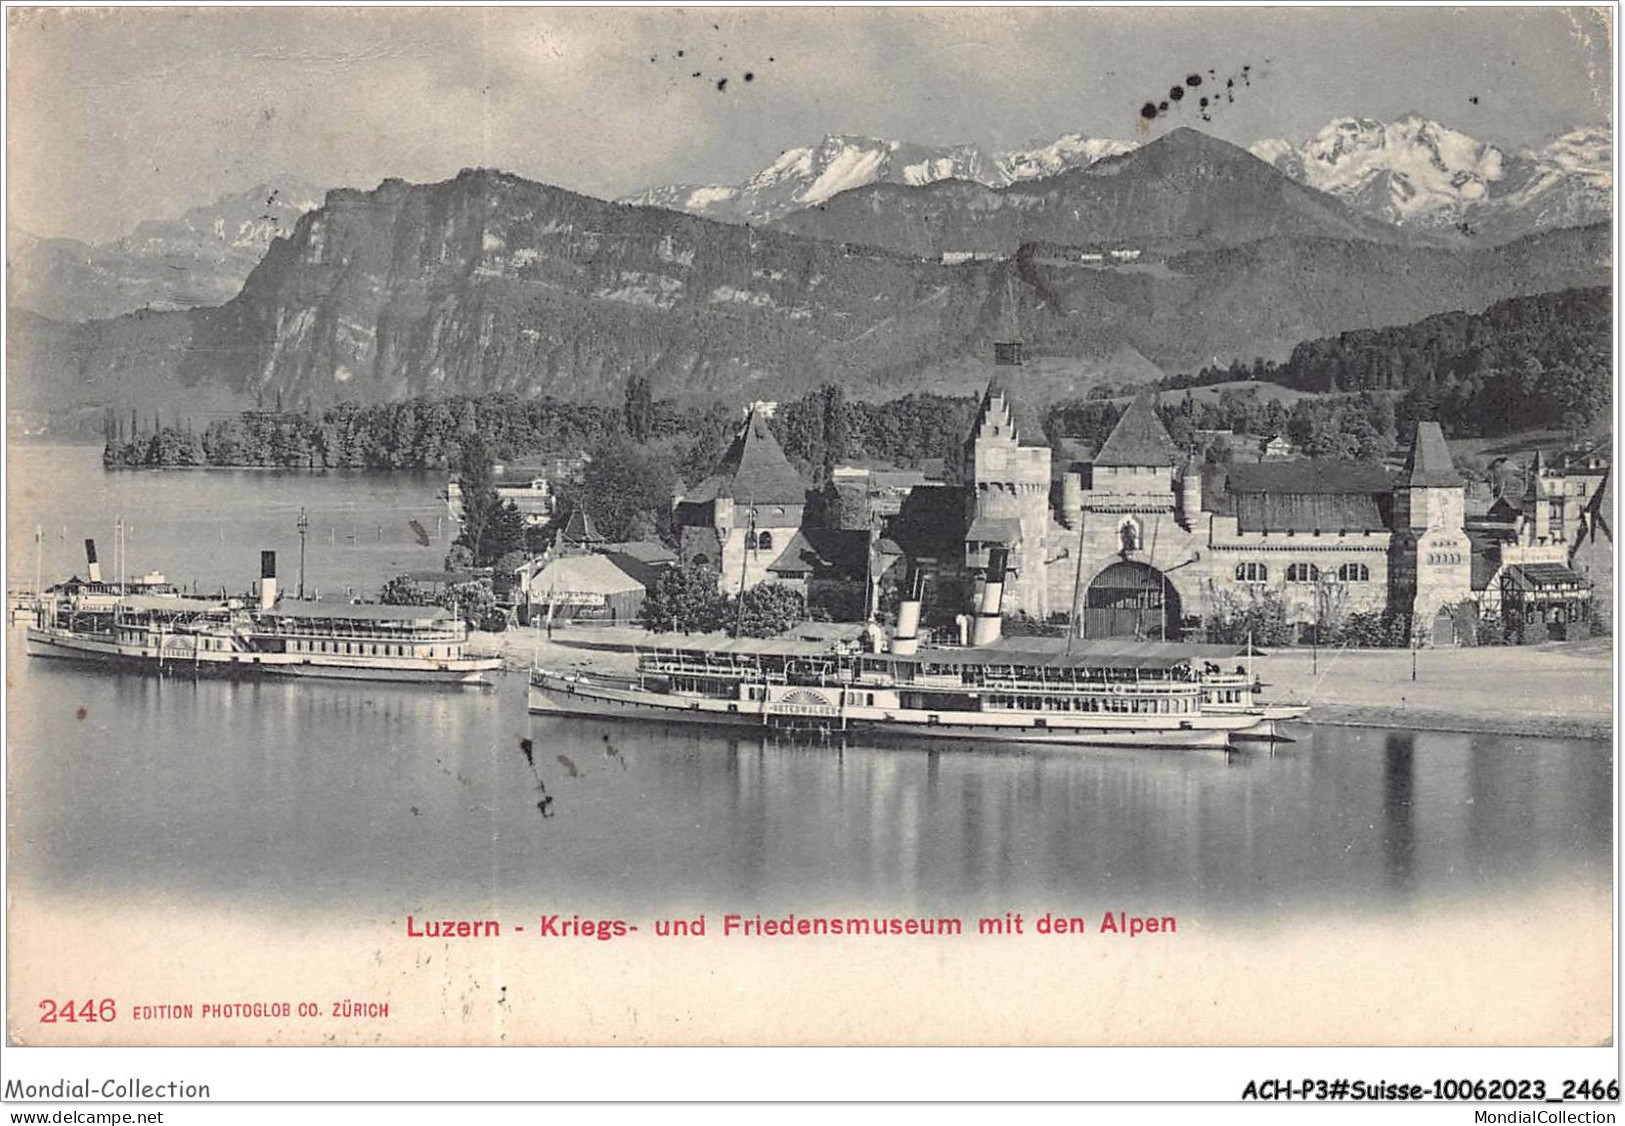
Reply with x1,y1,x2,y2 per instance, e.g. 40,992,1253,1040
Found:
9,162,1610,422
11,170,1004,412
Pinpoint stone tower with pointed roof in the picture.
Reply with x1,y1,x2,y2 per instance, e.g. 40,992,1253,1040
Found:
1391,421,1472,630
674,405,809,594
1064,395,1204,639
965,375,1053,619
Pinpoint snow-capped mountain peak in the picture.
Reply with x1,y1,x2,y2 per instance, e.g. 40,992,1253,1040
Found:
1251,115,1608,238
995,133,1138,183
1252,115,1506,224
621,130,1137,224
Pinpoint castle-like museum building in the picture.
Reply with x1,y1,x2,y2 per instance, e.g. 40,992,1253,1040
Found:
676,370,1603,644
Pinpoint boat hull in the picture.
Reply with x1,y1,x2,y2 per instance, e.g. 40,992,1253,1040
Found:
528,672,1249,749
26,627,500,686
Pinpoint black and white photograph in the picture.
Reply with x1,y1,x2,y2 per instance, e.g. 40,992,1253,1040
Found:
1,1,1616,1106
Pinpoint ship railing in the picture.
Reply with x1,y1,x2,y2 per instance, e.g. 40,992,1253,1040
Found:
976,677,1202,695
251,623,466,643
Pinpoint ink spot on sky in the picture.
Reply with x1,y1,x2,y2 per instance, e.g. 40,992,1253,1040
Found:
1133,61,1260,127
1469,95,1480,105
716,77,728,92
692,71,702,78
677,49,684,57
75,706,87,720
744,71,754,82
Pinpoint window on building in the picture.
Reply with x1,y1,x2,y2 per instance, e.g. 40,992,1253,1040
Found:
1286,563,1319,583
757,531,774,553
691,554,711,568
1338,563,1370,582
1235,562,1268,583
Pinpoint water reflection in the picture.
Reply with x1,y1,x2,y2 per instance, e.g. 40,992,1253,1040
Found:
7,640,1612,922
1383,733,1416,894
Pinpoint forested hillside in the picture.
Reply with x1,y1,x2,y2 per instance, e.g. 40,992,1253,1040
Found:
1163,287,1610,437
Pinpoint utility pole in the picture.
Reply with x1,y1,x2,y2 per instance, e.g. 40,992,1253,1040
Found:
734,505,754,639
296,508,310,600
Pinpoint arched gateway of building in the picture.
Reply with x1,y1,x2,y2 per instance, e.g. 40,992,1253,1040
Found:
1083,561,1181,640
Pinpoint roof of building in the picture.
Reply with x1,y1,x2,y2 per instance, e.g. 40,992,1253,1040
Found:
602,552,660,590
965,515,1023,544
1555,444,1611,472
767,528,870,580
1503,562,1589,590
1093,396,1179,467
1228,461,1396,495
605,540,678,565
973,376,1050,449
528,553,646,597
683,407,809,506
1235,493,1390,533
1470,543,1503,592
1223,460,1394,533
269,600,454,623
1402,421,1465,487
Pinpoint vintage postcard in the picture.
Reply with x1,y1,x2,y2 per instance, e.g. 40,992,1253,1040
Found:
2,2,1615,1080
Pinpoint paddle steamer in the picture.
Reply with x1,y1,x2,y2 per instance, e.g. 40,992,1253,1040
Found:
529,549,1305,748
25,545,500,686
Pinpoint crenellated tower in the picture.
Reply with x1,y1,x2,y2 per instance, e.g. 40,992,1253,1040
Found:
964,375,1052,620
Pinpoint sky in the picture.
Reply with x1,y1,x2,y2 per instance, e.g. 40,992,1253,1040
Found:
6,5,1614,243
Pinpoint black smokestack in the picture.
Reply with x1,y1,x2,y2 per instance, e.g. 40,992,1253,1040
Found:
261,551,277,579
972,546,1009,646
986,546,1009,586
85,539,101,583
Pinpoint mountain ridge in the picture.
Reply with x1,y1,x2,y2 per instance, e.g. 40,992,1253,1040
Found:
8,163,1609,430
619,131,1139,225
9,177,325,322
1249,116,1611,240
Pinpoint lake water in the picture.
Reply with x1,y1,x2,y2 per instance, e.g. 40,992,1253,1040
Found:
4,445,1614,922
7,444,451,598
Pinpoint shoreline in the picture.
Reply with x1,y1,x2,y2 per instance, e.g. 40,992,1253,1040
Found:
472,627,1614,743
